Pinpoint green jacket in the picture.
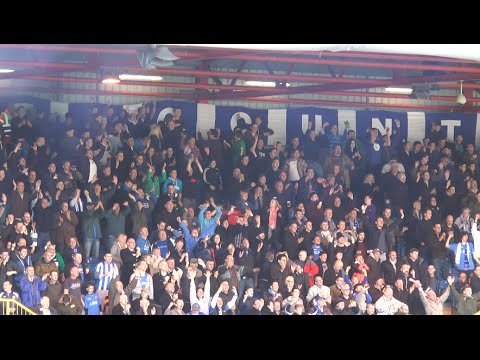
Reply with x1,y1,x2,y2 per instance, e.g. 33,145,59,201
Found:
81,208,104,239
54,252,65,273
104,206,131,237
131,200,153,235
144,169,166,197
450,284,480,315
233,139,246,167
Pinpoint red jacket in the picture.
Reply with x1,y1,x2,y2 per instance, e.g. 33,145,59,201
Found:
223,210,242,226
304,260,320,288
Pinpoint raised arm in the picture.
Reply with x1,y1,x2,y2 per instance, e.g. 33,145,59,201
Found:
210,288,221,313
384,127,391,147
472,214,480,237
447,276,462,301
178,218,191,238
213,205,222,223
414,281,429,309
445,232,454,249
189,273,198,306
204,272,211,303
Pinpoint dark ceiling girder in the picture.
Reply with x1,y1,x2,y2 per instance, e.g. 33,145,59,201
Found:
327,65,337,78
263,62,275,75
203,53,480,73
206,64,224,87
286,63,295,75
229,60,247,86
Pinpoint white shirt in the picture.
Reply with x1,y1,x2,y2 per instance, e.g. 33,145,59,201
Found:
88,159,97,183
306,284,331,303
190,276,211,315
288,160,300,181
375,295,404,315
40,308,51,315
471,222,480,258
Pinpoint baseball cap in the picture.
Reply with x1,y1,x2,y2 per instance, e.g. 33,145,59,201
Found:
192,303,201,311
190,258,198,264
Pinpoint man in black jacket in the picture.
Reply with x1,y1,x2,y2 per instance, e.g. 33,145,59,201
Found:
366,249,383,285
381,250,401,286
203,160,222,194
323,259,345,287
154,200,179,230
283,222,301,261
33,196,54,251
403,248,427,284
415,208,434,259
270,253,293,291
361,205,404,257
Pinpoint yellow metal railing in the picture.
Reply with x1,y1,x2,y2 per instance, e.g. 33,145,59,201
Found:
0,298,37,315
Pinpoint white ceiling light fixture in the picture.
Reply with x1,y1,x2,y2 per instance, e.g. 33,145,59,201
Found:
137,45,179,69
0,69,15,73
244,80,291,87
384,87,413,94
457,80,467,105
119,74,163,81
101,73,120,84
152,45,179,61
149,58,174,67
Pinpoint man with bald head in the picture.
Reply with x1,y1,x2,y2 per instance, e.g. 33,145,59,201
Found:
34,250,58,278
296,250,319,289
414,280,450,315
375,286,405,315
106,270,139,315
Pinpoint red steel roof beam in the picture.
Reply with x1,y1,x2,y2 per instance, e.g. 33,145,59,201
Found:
239,96,480,112
202,72,480,101
22,75,478,102
0,86,195,99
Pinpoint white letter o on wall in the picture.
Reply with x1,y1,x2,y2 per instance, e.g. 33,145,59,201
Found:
157,107,174,123
230,112,252,131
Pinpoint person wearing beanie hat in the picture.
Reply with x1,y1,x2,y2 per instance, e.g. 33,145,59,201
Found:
57,293,82,315
187,302,205,315
311,295,332,315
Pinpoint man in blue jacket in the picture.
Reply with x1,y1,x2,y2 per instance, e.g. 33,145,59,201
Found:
198,199,222,234
19,265,47,308
136,227,151,255
12,246,33,290
173,217,217,257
